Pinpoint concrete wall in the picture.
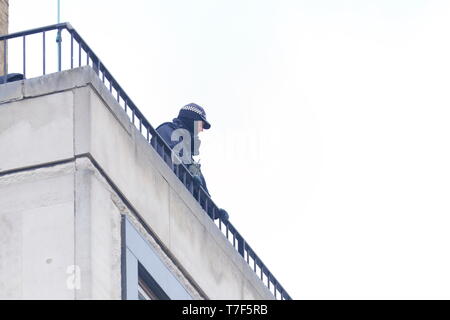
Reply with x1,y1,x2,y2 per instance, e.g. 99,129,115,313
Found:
0,163,75,299
0,67,274,300
0,0,7,75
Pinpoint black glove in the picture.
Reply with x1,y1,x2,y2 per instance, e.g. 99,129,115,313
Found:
218,208,229,221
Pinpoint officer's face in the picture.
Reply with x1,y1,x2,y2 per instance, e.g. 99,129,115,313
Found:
196,120,204,133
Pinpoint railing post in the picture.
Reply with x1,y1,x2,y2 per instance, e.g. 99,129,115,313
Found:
236,234,244,258
56,28,62,72
2,39,6,83
42,31,46,75
23,36,26,78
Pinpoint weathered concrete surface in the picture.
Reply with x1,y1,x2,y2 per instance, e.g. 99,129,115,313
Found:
168,188,243,299
0,79,22,104
0,163,75,300
74,157,122,300
0,67,275,300
86,88,171,247
0,91,74,173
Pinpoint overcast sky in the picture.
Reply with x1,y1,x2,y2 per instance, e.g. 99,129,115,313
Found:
9,0,450,299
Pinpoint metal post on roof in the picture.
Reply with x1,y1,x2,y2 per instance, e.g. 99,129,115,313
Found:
56,0,62,71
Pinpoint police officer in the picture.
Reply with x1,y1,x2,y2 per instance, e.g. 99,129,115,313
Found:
153,103,229,221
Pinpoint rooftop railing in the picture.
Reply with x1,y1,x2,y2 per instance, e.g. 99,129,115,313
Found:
0,23,292,300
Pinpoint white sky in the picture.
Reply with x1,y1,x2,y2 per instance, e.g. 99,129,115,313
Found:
8,0,450,299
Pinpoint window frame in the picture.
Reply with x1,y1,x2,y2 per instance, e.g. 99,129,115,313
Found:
121,216,192,300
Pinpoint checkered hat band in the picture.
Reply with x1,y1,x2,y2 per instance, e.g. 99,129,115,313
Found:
182,105,205,117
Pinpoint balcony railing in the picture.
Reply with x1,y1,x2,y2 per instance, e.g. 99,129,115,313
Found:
0,23,292,300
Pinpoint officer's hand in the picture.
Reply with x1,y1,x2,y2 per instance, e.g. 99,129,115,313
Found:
218,208,229,221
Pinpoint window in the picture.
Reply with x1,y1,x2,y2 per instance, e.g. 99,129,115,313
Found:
122,216,192,300
137,264,170,300
138,279,157,300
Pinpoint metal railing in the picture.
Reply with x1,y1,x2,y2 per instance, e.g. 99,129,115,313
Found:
0,23,292,300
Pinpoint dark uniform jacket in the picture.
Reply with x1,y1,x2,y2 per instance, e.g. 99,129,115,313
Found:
151,118,228,221
152,118,210,195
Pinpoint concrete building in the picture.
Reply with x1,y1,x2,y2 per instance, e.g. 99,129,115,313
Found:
0,23,291,300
